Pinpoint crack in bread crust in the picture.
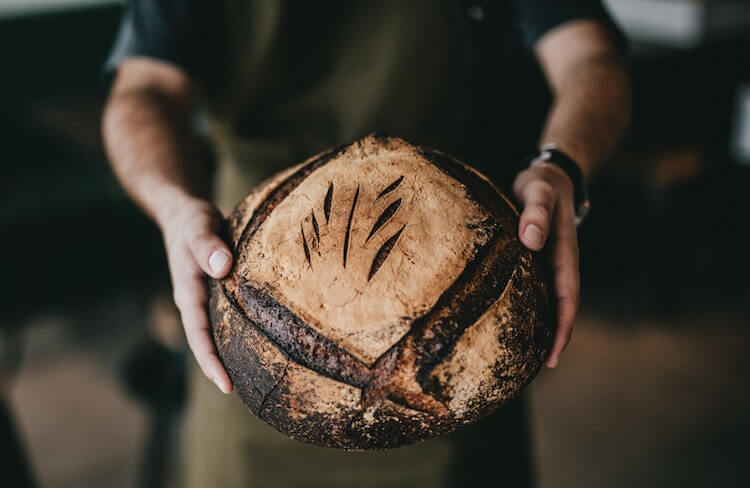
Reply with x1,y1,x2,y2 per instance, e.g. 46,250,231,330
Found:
362,224,519,412
231,280,371,388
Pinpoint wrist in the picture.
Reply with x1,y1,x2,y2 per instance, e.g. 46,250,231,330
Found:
152,185,210,234
524,144,591,225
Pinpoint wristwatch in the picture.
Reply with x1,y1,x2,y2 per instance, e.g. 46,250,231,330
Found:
529,143,591,225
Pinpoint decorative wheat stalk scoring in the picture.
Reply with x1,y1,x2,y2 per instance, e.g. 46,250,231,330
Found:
300,176,407,281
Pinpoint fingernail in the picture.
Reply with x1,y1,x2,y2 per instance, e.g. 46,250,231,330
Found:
546,357,559,368
209,250,230,274
211,375,228,394
523,224,543,248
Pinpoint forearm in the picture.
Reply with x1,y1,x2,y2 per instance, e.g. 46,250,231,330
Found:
534,20,632,179
539,54,631,179
102,62,233,393
102,85,207,229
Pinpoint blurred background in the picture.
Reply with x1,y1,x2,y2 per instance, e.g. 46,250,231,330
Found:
1,0,749,487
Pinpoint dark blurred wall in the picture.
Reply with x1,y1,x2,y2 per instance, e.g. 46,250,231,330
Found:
579,30,750,318
0,5,168,323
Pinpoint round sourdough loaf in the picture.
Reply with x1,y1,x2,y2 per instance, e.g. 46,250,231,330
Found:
210,133,553,450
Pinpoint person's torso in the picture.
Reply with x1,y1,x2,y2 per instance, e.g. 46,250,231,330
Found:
199,0,538,209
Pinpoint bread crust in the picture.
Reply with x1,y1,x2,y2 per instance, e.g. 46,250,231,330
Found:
211,133,553,450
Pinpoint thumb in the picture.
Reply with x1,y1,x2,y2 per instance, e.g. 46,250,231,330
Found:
517,181,556,251
188,232,233,278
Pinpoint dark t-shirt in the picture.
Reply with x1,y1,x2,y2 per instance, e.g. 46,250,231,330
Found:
106,0,625,202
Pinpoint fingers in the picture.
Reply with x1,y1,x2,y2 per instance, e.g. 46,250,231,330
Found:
513,164,579,367
516,180,557,251
188,231,233,279
545,201,580,368
173,271,233,394
163,202,234,394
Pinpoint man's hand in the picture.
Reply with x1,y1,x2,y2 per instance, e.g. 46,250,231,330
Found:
161,196,234,393
513,163,579,368
102,58,237,393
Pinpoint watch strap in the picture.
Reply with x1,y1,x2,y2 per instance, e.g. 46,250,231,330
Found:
526,144,591,224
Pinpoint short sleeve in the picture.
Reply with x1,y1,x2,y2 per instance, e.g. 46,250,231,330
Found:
104,0,224,80
514,0,627,51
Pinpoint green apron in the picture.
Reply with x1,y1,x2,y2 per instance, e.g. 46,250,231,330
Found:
184,1,531,486
203,0,495,212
